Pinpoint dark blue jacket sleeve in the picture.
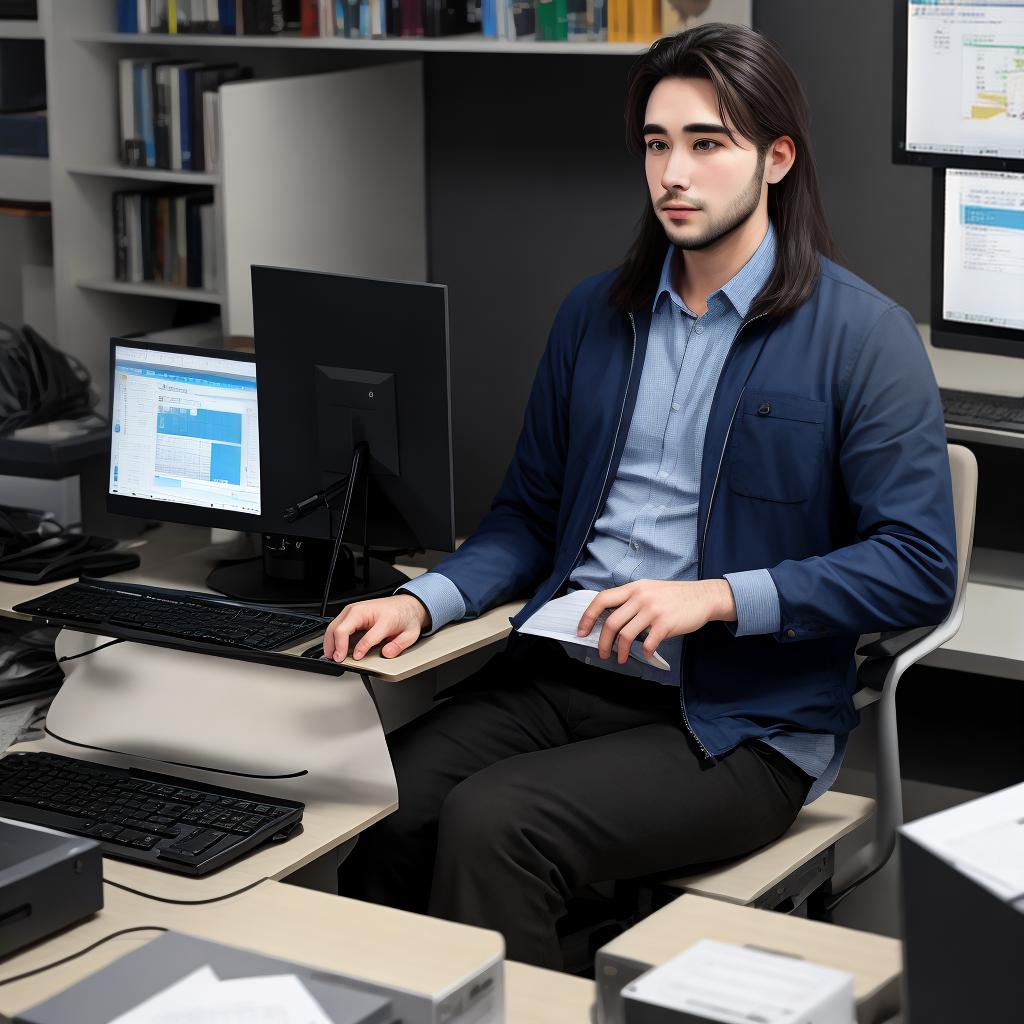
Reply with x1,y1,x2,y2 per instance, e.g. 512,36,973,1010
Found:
425,289,583,616
768,306,958,640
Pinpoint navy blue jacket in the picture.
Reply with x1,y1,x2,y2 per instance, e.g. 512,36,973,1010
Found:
431,257,957,759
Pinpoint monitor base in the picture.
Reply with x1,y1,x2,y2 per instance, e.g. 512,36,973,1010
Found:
206,553,408,611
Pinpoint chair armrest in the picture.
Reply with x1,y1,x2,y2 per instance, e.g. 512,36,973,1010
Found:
855,625,934,659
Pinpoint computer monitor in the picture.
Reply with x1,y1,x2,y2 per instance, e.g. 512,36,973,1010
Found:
206,267,456,608
894,0,1024,171
931,166,1024,357
108,341,262,529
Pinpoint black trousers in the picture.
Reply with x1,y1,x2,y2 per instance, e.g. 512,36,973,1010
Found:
339,641,812,968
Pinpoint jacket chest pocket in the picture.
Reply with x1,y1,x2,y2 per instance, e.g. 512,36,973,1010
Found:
728,391,827,503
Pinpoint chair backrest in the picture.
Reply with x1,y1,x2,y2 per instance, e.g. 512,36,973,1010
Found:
834,443,978,895
947,443,979,621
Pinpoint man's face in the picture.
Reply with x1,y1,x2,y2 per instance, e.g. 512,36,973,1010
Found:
643,76,767,251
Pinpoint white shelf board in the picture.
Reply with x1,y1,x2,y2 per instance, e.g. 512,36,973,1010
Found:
77,278,222,303
920,549,1024,682
0,154,50,203
76,30,646,56
67,164,220,185
0,19,42,38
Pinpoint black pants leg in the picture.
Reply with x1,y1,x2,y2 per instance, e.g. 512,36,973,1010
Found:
340,645,811,968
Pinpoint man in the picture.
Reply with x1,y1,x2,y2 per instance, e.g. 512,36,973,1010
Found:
331,24,956,968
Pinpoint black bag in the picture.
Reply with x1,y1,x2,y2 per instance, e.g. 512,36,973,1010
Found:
0,322,96,435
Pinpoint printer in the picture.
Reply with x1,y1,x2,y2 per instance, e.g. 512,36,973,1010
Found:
0,817,103,959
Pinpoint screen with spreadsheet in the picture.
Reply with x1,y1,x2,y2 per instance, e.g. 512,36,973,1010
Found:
109,344,261,517
942,168,1024,332
900,0,1024,166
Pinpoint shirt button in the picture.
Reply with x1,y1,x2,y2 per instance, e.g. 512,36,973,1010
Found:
658,470,668,479
694,324,704,334
671,403,680,411
786,628,796,639
631,541,639,551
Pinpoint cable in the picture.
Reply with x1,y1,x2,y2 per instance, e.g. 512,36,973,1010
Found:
0,926,168,987
57,638,125,664
104,875,271,906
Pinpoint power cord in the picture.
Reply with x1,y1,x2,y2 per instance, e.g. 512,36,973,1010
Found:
57,638,125,664
103,876,271,906
0,926,168,987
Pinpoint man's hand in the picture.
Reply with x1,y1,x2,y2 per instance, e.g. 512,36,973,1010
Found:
322,594,431,663
576,580,737,666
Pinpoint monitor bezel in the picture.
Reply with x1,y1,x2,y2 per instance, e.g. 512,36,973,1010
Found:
107,337,265,531
892,0,1024,173
930,167,1024,358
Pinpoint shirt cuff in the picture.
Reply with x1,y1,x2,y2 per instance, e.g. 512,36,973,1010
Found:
723,568,780,637
398,572,467,637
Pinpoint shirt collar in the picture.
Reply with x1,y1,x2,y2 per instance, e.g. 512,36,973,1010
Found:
652,220,777,319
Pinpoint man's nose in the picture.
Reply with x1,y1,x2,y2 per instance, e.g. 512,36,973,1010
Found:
662,148,693,191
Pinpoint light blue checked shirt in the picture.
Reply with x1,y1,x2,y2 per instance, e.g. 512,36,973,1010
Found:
403,224,845,804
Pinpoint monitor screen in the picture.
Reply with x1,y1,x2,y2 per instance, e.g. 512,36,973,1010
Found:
896,0,1024,169
931,167,1024,354
109,343,261,520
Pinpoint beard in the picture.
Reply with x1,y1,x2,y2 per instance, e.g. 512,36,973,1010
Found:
663,149,767,252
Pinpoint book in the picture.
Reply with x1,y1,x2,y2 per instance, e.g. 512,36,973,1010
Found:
632,0,659,41
118,58,140,165
218,0,237,31
133,60,157,167
202,90,220,172
112,191,129,281
242,0,284,32
174,194,188,285
399,0,420,35
301,0,318,33
517,590,671,671
199,201,217,291
117,0,139,32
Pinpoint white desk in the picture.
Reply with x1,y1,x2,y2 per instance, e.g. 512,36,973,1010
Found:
920,324,1024,681
0,879,593,1024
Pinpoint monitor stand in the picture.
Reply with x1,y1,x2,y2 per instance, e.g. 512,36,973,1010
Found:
206,534,408,611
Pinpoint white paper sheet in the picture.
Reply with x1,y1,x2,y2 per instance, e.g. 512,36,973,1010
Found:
625,939,855,1024
901,781,1024,902
108,968,335,1024
517,590,671,671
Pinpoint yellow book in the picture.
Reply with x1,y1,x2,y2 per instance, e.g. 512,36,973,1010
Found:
633,0,659,40
168,0,178,33
608,0,630,41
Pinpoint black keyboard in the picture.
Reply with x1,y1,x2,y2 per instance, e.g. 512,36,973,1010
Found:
13,578,327,653
940,388,1024,433
0,752,303,875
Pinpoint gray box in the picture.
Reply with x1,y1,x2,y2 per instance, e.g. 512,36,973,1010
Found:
900,830,1024,1023
0,818,102,959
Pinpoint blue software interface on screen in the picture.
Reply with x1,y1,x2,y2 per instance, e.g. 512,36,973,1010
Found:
110,346,261,516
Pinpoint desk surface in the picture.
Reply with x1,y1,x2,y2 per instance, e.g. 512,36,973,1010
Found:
0,879,589,1024
0,525,522,682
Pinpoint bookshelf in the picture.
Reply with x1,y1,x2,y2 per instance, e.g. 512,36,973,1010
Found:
67,164,220,185
19,0,647,533
31,0,432,403
77,30,647,55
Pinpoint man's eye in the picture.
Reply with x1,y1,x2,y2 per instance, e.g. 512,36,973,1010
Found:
694,139,719,152
646,140,668,152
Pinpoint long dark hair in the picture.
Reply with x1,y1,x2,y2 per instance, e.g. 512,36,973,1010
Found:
610,24,840,319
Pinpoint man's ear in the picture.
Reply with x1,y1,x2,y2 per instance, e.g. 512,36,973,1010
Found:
765,135,796,185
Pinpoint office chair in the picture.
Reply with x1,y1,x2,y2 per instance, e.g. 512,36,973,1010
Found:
647,443,979,920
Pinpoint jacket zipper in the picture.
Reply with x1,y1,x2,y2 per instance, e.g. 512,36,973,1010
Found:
697,310,769,577
548,311,639,599
682,309,770,764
